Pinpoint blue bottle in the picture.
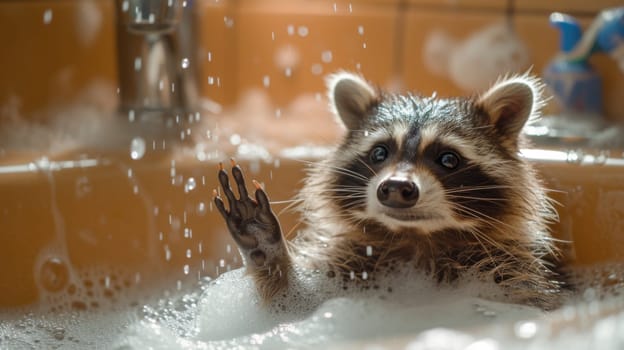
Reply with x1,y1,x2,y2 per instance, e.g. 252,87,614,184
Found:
544,7,624,117
543,12,603,116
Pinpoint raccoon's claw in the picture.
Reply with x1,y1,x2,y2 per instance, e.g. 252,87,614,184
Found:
214,161,288,269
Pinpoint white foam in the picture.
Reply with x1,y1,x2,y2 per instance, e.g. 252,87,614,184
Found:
4,263,624,349
115,264,544,349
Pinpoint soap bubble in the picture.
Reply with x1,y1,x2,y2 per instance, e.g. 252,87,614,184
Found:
39,258,69,292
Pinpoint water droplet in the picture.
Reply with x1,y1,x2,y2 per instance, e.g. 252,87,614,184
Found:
35,156,50,170
311,64,323,75
75,176,92,198
362,42,367,49
323,312,333,318
197,202,207,216
263,75,271,88
164,245,171,261
122,0,129,12
181,58,190,69
362,271,368,280
128,109,135,122
350,271,355,280
134,57,142,71
207,51,212,62
566,150,583,164
271,31,276,40
207,76,215,85
230,134,241,145
357,25,364,35
297,26,309,37
183,265,190,275
43,9,53,24
224,16,234,27
184,177,196,193
130,137,146,160
284,67,292,77
321,50,333,63
226,244,232,253
366,245,372,256
219,259,225,268
287,24,295,36
39,258,69,292
595,150,609,165
186,249,192,258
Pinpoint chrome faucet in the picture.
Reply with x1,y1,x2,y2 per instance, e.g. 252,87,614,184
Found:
115,0,198,118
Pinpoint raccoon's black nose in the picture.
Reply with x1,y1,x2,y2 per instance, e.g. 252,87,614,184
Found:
377,178,419,208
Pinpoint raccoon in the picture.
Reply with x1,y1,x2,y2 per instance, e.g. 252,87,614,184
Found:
214,72,563,309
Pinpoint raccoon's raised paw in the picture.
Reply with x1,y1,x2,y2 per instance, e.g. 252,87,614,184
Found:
214,160,289,274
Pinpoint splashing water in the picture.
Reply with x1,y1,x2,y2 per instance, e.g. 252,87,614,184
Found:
184,177,196,193
130,137,146,160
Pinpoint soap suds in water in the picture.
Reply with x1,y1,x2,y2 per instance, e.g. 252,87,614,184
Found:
2,264,624,349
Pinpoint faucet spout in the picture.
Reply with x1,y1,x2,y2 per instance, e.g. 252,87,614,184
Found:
115,0,198,118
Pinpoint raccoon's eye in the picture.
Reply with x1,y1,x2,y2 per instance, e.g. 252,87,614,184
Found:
369,145,389,164
439,152,460,170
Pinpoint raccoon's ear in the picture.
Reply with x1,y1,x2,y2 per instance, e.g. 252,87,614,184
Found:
327,72,378,131
476,76,542,140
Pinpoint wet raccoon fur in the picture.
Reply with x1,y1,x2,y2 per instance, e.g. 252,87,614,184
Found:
214,72,563,310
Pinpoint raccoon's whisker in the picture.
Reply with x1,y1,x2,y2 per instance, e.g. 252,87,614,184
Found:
315,168,369,183
541,187,566,195
270,199,300,205
463,228,496,267
330,187,369,192
452,204,516,231
467,227,515,260
276,198,305,216
443,185,518,193
445,195,507,202
355,157,377,177
302,161,371,182
305,185,366,191
454,206,510,230
305,190,368,197
297,159,371,182
438,162,484,181
314,189,368,196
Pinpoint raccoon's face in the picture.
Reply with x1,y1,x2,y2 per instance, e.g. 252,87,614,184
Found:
326,72,542,234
